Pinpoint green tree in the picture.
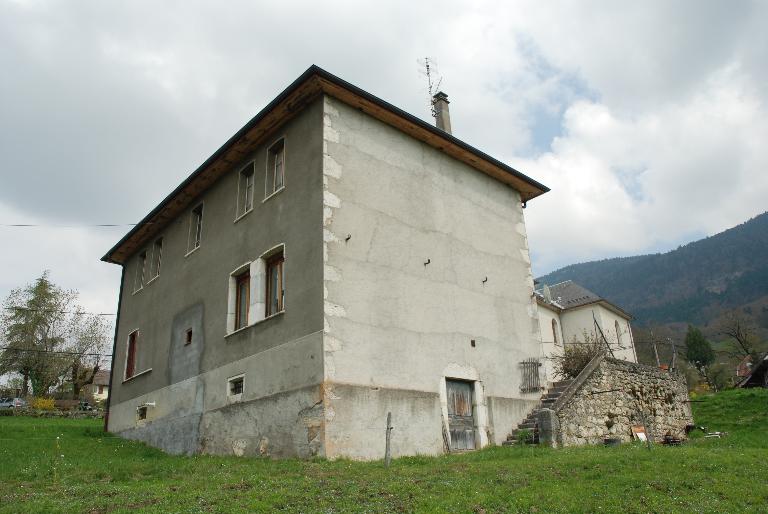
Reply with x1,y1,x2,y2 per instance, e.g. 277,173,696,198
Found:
0,272,109,397
684,325,717,390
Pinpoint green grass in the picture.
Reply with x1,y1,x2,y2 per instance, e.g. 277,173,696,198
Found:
1,388,766,513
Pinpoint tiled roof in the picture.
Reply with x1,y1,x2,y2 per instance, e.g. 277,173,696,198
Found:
93,370,111,386
546,280,602,308
535,280,632,319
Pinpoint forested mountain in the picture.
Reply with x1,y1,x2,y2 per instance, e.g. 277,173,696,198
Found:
537,212,768,327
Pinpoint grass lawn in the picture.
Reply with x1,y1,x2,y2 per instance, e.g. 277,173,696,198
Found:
1,388,766,513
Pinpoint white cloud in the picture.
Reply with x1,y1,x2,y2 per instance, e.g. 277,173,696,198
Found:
0,0,766,307
525,61,768,274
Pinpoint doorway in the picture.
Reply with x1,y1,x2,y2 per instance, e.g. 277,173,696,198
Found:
446,379,476,450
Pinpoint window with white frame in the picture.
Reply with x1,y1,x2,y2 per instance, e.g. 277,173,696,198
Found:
226,245,285,334
234,270,250,331
125,330,138,380
552,319,560,345
265,250,285,317
134,251,147,292
188,204,204,252
150,237,163,279
228,375,244,401
238,163,255,216
266,139,285,196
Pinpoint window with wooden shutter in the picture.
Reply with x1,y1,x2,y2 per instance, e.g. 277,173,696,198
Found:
266,251,284,316
235,271,250,330
125,331,138,379
266,139,285,196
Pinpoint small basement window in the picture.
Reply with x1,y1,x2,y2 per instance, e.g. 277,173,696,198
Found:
185,328,193,346
228,375,244,399
137,406,147,421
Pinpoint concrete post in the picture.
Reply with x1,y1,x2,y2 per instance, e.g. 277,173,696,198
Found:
537,408,560,448
432,92,452,134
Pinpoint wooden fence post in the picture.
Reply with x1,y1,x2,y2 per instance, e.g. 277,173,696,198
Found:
385,412,393,467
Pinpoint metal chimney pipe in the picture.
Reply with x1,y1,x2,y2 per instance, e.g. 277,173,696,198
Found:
432,91,452,134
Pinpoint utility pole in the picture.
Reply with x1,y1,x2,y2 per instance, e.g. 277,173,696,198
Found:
650,331,661,368
669,338,677,371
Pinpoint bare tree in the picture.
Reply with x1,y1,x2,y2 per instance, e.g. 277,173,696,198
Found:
68,313,110,397
551,331,604,380
718,311,760,361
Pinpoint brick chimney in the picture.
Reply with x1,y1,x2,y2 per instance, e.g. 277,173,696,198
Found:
432,91,451,134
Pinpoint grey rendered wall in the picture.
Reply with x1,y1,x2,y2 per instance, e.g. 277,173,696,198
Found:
108,98,326,457
321,96,542,459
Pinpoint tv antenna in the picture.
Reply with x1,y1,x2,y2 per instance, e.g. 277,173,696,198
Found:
543,284,552,303
417,57,443,118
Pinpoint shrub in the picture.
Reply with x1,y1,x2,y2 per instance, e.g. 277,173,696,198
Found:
30,397,55,411
516,428,534,444
551,332,604,380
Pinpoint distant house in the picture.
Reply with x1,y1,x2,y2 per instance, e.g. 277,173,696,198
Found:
535,280,637,382
85,371,110,403
737,353,768,388
736,354,753,379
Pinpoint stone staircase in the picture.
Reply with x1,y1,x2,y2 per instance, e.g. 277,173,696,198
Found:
503,379,574,446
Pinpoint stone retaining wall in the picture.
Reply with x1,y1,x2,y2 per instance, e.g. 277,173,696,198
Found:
556,358,692,446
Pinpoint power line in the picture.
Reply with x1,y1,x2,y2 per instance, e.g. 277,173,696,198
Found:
0,346,112,357
0,222,153,228
4,307,116,316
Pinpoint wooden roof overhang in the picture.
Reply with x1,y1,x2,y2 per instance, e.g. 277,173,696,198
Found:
103,65,549,264
568,299,635,321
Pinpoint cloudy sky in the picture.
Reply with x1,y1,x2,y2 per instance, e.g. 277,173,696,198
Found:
1,0,766,317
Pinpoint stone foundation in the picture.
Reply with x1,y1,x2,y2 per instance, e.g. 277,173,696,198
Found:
556,358,693,446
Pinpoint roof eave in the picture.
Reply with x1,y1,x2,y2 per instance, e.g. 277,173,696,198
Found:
565,299,634,320
103,65,549,264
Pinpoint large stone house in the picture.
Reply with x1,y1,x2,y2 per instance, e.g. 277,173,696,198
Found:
104,65,558,459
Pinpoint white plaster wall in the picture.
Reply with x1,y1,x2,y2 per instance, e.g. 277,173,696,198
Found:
537,304,564,382
559,304,637,363
91,387,109,402
592,305,637,362
321,96,542,455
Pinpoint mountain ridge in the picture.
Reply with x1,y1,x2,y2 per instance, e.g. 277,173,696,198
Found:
536,211,768,326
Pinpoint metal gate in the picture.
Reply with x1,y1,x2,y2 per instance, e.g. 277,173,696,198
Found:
446,379,475,450
520,358,542,393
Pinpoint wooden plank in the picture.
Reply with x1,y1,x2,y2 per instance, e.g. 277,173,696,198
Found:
384,412,393,467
